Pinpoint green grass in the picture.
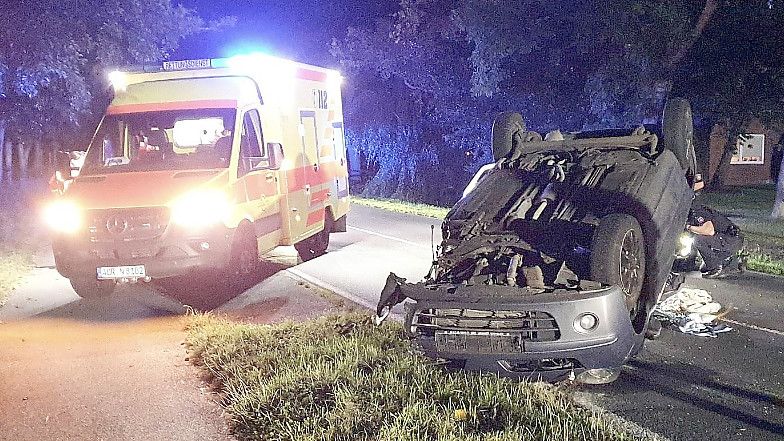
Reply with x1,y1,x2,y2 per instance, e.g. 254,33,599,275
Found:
0,248,33,306
187,313,644,441
743,233,784,276
352,197,451,220
697,184,777,213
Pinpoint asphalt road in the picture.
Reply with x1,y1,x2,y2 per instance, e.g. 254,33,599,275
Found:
2,204,783,440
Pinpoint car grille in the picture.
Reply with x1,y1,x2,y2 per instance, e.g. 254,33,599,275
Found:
86,207,170,243
413,308,560,342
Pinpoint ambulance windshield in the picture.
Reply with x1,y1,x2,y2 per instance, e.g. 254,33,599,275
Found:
80,108,236,175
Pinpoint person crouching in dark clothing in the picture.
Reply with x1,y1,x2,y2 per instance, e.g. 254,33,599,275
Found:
687,204,744,278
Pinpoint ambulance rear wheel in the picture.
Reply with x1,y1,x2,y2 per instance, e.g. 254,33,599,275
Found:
295,214,333,261
70,277,116,299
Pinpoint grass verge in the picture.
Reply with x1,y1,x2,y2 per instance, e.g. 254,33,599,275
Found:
187,313,641,441
352,197,450,220
0,247,33,307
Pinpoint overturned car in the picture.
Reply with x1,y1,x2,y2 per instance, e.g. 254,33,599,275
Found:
376,99,696,383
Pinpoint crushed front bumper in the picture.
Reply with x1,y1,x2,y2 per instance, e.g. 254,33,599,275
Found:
393,281,636,381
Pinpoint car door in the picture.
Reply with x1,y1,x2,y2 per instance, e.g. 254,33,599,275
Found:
238,109,282,247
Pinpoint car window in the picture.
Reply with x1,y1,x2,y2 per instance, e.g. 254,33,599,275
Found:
239,109,266,174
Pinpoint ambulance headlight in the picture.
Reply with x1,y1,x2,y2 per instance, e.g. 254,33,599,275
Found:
43,200,82,234
171,190,231,228
677,233,695,257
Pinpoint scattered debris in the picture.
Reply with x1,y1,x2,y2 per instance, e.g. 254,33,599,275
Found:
653,288,733,337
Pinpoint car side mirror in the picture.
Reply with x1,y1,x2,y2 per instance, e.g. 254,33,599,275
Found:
267,143,285,170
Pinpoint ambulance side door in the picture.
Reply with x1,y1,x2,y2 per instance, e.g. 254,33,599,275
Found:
299,110,320,234
238,108,282,248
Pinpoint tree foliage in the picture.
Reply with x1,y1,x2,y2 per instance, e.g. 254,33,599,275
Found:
0,0,220,143
335,0,784,203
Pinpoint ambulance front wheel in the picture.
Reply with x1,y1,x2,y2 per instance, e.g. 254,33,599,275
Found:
225,226,259,291
295,214,333,261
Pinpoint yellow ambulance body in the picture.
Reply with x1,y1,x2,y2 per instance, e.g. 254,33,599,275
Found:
45,54,350,298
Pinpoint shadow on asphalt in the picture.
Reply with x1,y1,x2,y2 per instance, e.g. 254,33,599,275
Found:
34,258,296,323
158,261,290,311
590,358,784,437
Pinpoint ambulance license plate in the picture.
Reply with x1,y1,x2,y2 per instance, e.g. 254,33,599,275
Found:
97,265,146,280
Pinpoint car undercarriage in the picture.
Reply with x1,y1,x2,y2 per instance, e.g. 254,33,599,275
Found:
376,101,696,383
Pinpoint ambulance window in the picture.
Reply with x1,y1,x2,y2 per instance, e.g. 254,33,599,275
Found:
332,125,346,162
239,109,265,174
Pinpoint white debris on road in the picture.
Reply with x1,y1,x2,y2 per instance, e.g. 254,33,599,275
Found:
653,288,733,337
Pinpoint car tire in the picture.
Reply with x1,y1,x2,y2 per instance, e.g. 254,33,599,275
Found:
70,277,116,299
295,213,332,261
661,97,697,183
226,226,259,289
590,214,646,318
492,112,527,161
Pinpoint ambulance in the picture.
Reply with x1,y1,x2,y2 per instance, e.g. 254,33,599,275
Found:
44,54,350,298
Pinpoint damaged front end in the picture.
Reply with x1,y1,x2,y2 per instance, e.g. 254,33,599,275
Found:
379,274,635,381
376,123,693,382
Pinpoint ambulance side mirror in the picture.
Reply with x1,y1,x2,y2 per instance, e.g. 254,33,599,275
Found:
267,143,285,170
55,151,72,179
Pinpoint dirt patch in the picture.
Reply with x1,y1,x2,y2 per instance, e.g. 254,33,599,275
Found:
0,248,32,306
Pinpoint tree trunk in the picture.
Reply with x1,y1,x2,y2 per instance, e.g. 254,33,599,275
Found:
772,154,784,218
710,125,739,189
666,0,719,72
20,141,31,178
11,140,21,181
0,120,5,182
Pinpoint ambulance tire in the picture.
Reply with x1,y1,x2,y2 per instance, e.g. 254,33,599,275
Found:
295,213,332,261
226,226,259,290
70,277,116,299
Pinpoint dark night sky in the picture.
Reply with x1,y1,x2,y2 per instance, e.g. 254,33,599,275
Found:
175,0,397,67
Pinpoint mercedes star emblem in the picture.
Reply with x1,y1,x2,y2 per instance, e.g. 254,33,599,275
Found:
106,215,128,235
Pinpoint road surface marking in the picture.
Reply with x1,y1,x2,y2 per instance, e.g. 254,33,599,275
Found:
348,225,431,249
721,318,784,337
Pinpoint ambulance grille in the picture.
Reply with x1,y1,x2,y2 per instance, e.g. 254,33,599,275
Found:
86,207,170,242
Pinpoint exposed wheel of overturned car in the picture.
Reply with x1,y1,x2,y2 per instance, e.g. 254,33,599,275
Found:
661,97,697,183
491,112,526,161
590,214,646,320
69,276,116,299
